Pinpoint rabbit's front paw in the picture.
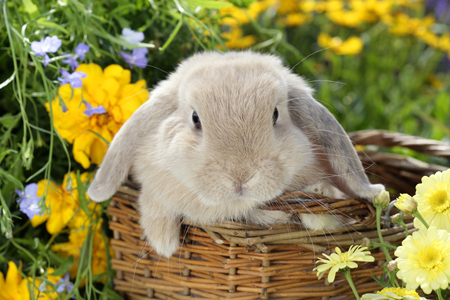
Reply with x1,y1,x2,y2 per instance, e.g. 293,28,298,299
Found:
148,234,180,258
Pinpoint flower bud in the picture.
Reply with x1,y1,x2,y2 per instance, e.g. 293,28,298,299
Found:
391,213,405,226
387,260,397,272
394,194,417,215
361,237,372,249
372,190,390,209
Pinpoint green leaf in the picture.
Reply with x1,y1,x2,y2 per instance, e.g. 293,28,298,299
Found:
370,275,391,288
51,255,74,277
76,171,90,217
0,168,23,189
0,150,11,164
36,18,69,35
160,17,184,52
228,0,255,8
0,71,15,90
187,0,233,9
22,0,39,18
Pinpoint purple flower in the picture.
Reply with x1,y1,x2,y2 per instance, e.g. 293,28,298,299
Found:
62,43,90,71
56,272,74,297
31,36,62,67
427,0,450,22
62,55,79,71
75,43,89,60
58,69,87,88
15,183,43,219
83,101,107,117
119,48,148,69
121,28,145,45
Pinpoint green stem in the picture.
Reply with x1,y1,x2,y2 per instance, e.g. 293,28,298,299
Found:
436,289,444,300
412,211,429,229
376,207,392,261
343,270,360,300
372,241,397,250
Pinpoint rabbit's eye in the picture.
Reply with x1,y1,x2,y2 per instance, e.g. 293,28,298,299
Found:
192,111,201,129
272,107,278,125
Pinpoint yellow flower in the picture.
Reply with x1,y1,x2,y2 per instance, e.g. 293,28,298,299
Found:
318,33,364,55
395,193,418,215
326,8,366,27
388,14,435,37
395,226,450,294
414,169,450,231
275,0,298,14
373,190,390,209
222,26,257,49
31,172,92,234
0,262,56,300
361,287,424,299
313,245,374,283
0,262,29,300
284,12,311,27
51,220,114,281
47,64,149,168
219,1,268,26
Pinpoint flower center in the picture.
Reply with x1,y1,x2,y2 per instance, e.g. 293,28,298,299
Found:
377,287,419,299
418,245,443,270
427,189,450,213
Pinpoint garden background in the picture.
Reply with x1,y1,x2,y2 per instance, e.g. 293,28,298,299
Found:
1,0,450,299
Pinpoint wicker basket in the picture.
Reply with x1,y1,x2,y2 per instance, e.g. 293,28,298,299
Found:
108,130,450,300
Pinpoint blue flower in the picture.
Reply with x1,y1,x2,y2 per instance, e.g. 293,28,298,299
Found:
58,69,87,88
83,101,107,117
15,183,43,219
75,43,89,60
31,36,62,67
119,48,148,69
62,43,90,71
121,28,145,46
56,272,74,297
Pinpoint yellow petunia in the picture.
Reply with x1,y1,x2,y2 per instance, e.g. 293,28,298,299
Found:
395,226,450,294
414,169,450,231
51,220,114,281
313,245,375,283
47,64,149,168
0,262,56,300
318,33,364,55
31,172,93,234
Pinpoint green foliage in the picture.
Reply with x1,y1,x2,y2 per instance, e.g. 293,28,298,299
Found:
1,0,449,299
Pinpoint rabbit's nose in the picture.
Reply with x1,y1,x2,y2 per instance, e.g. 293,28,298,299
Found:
235,182,244,195
229,172,255,195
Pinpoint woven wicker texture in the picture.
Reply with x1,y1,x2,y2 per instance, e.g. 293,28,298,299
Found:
108,130,450,300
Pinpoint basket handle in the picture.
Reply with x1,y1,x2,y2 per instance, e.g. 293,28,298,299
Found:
348,130,450,160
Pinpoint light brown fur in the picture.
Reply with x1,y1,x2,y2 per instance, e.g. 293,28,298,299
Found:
87,51,384,257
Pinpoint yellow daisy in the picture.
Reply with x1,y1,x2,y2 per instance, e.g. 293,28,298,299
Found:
395,226,450,294
395,193,418,215
413,169,450,231
361,287,424,299
313,245,375,283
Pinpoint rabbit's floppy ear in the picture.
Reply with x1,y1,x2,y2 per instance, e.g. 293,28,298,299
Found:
87,80,178,202
285,73,382,200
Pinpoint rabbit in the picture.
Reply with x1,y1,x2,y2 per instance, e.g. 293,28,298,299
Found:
87,51,384,258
